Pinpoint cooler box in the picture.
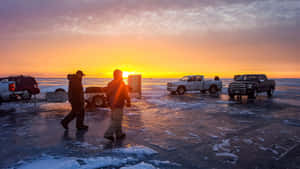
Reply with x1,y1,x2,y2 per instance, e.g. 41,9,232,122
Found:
128,75,142,98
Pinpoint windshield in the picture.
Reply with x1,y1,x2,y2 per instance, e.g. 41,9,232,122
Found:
235,75,259,81
180,76,190,81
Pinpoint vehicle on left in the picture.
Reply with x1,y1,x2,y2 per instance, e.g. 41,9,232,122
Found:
0,75,40,101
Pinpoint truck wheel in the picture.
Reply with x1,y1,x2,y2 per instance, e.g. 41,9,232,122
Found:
209,85,218,94
267,88,274,97
93,95,104,107
22,90,32,100
229,92,235,99
177,86,185,95
248,89,257,99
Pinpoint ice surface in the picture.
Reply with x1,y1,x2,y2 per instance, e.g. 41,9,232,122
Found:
257,137,265,142
149,160,181,166
228,110,255,116
14,145,162,169
80,156,137,169
112,145,158,157
283,119,300,127
216,152,238,159
17,156,80,169
165,130,176,136
243,139,253,145
120,162,156,169
149,142,177,151
213,139,231,152
207,133,219,139
0,102,36,113
73,141,103,150
15,155,138,169
216,100,236,104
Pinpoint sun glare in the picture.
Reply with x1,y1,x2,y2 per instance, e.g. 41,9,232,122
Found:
122,71,132,78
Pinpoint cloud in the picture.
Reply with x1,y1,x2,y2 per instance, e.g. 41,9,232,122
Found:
0,0,299,38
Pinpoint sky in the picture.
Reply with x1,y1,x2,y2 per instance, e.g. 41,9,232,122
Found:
0,0,299,78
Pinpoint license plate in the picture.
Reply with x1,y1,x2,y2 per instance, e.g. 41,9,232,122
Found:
235,91,240,93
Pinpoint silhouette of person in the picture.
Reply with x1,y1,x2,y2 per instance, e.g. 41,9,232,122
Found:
61,70,88,130
104,69,131,141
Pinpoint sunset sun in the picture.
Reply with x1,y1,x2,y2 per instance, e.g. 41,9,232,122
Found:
122,71,133,78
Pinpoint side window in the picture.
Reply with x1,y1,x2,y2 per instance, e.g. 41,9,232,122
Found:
195,76,202,81
259,75,266,81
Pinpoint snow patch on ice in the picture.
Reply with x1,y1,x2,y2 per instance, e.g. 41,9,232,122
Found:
283,119,300,127
257,137,265,142
120,162,156,169
216,100,236,104
165,130,176,136
16,156,80,169
126,112,140,116
213,139,231,152
189,132,200,138
207,133,219,139
15,155,138,169
73,141,103,150
112,145,158,157
243,139,253,145
149,160,181,167
216,152,238,159
81,156,137,169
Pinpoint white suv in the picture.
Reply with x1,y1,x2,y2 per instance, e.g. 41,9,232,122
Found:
167,75,222,95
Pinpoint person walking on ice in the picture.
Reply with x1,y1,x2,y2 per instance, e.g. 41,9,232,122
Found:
61,70,89,130
104,69,131,141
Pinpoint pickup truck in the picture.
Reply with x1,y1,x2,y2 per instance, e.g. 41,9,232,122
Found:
0,76,40,101
228,74,275,99
167,75,222,95
85,87,108,108
0,79,16,103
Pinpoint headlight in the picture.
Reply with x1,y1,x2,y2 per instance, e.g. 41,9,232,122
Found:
247,84,253,88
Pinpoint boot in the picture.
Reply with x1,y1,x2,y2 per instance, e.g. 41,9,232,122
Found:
116,133,126,140
61,120,68,130
104,135,115,142
77,125,88,130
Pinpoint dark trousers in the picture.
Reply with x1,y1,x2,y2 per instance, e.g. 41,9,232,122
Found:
62,103,85,128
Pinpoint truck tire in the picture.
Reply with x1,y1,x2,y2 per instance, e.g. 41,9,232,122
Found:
248,89,257,99
55,88,66,93
93,95,105,107
267,88,274,97
209,85,218,94
22,90,32,100
229,92,235,99
177,86,185,95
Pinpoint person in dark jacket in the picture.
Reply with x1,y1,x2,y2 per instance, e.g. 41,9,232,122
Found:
61,70,88,130
104,69,131,141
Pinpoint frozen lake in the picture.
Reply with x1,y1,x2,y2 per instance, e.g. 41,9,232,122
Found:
1,78,300,169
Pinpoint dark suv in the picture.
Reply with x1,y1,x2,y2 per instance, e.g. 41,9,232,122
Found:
0,76,40,100
228,74,275,99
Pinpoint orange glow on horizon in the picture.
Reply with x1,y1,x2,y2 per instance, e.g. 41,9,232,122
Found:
1,36,299,79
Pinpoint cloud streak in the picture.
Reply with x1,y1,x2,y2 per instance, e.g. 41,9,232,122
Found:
0,0,299,37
